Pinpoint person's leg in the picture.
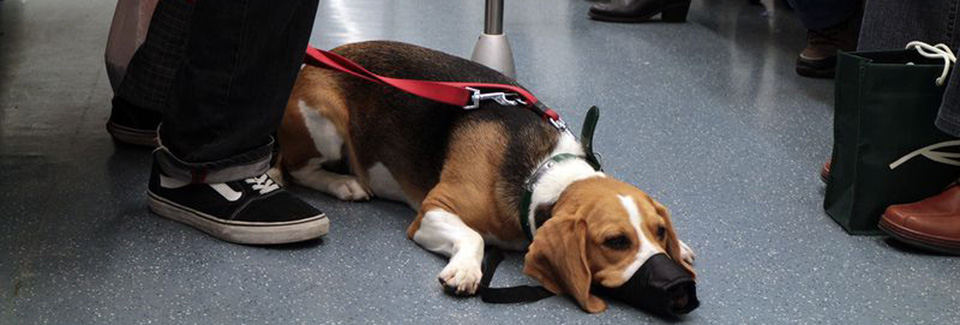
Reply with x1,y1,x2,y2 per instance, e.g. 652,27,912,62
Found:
159,0,317,169
107,0,193,146
935,11,960,137
933,0,960,143
937,63,960,137
857,0,958,51
861,0,960,254
787,0,858,30
896,49,960,256
787,0,862,78
148,0,327,245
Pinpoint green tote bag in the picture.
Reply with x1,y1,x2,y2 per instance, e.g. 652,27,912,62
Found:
824,46,960,235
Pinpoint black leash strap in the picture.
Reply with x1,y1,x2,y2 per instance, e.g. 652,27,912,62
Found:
478,247,555,304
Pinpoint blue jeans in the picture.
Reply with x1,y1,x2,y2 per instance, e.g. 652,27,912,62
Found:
857,0,960,137
786,0,860,30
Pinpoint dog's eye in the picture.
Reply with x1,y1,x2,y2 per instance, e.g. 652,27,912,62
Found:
603,235,631,250
656,226,667,241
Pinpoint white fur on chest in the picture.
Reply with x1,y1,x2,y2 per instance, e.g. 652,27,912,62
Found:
526,132,605,237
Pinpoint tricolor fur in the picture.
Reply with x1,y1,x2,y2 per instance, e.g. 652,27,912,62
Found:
277,41,695,313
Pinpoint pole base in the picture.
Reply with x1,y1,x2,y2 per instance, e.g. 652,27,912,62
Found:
470,33,516,79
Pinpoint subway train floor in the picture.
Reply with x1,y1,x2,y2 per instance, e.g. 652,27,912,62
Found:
2,0,959,323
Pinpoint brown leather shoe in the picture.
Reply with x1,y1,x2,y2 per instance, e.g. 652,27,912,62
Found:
820,161,830,184
879,185,960,255
795,12,861,78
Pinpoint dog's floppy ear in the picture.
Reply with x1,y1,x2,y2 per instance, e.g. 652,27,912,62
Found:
523,214,607,313
654,201,696,279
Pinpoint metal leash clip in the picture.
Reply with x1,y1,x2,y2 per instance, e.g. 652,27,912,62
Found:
548,117,568,132
464,87,527,109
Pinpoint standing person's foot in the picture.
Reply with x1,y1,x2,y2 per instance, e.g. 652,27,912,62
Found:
147,162,329,245
879,185,960,255
106,97,162,147
820,161,831,184
795,14,861,78
588,0,692,23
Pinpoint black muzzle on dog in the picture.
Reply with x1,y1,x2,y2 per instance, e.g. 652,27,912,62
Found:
480,249,699,317
592,253,699,317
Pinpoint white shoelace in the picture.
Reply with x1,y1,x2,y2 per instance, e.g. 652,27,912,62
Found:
906,41,957,86
245,175,280,194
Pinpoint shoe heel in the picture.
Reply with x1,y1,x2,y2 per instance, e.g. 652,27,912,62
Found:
661,2,691,22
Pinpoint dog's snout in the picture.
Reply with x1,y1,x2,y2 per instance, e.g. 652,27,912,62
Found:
591,254,699,316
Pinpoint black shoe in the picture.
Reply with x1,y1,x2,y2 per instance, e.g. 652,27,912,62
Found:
106,97,161,147
588,0,691,23
147,162,329,245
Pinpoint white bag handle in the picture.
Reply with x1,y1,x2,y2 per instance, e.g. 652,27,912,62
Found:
906,41,957,86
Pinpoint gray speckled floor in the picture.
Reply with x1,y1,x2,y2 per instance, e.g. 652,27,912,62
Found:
2,0,959,324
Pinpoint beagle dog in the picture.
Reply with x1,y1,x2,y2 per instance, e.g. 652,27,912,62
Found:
276,41,695,313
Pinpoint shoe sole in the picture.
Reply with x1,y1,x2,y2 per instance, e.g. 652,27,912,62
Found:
589,10,662,23
588,3,689,23
796,66,836,79
878,216,960,255
106,121,158,147
148,191,329,245
795,56,836,79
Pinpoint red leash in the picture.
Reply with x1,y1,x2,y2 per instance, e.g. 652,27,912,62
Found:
303,46,566,130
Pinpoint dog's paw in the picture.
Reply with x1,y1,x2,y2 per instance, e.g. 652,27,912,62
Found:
437,260,482,296
327,176,370,201
679,240,695,265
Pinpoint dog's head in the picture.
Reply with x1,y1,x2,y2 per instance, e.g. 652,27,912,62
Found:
523,177,695,313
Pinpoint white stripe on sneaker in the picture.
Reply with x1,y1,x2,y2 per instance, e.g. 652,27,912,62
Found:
210,183,243,202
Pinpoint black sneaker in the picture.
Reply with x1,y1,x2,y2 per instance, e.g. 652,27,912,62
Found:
106,97,162,147
147,162,328,244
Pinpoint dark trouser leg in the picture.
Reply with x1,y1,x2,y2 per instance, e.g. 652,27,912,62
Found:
857,0,960,51
786,0,859,30
108,0,193,145
117,0,193,113
156,0,320,183
937,65,960,137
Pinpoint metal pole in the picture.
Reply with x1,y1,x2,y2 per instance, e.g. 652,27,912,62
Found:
471,0,516,78
484,0,504,35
